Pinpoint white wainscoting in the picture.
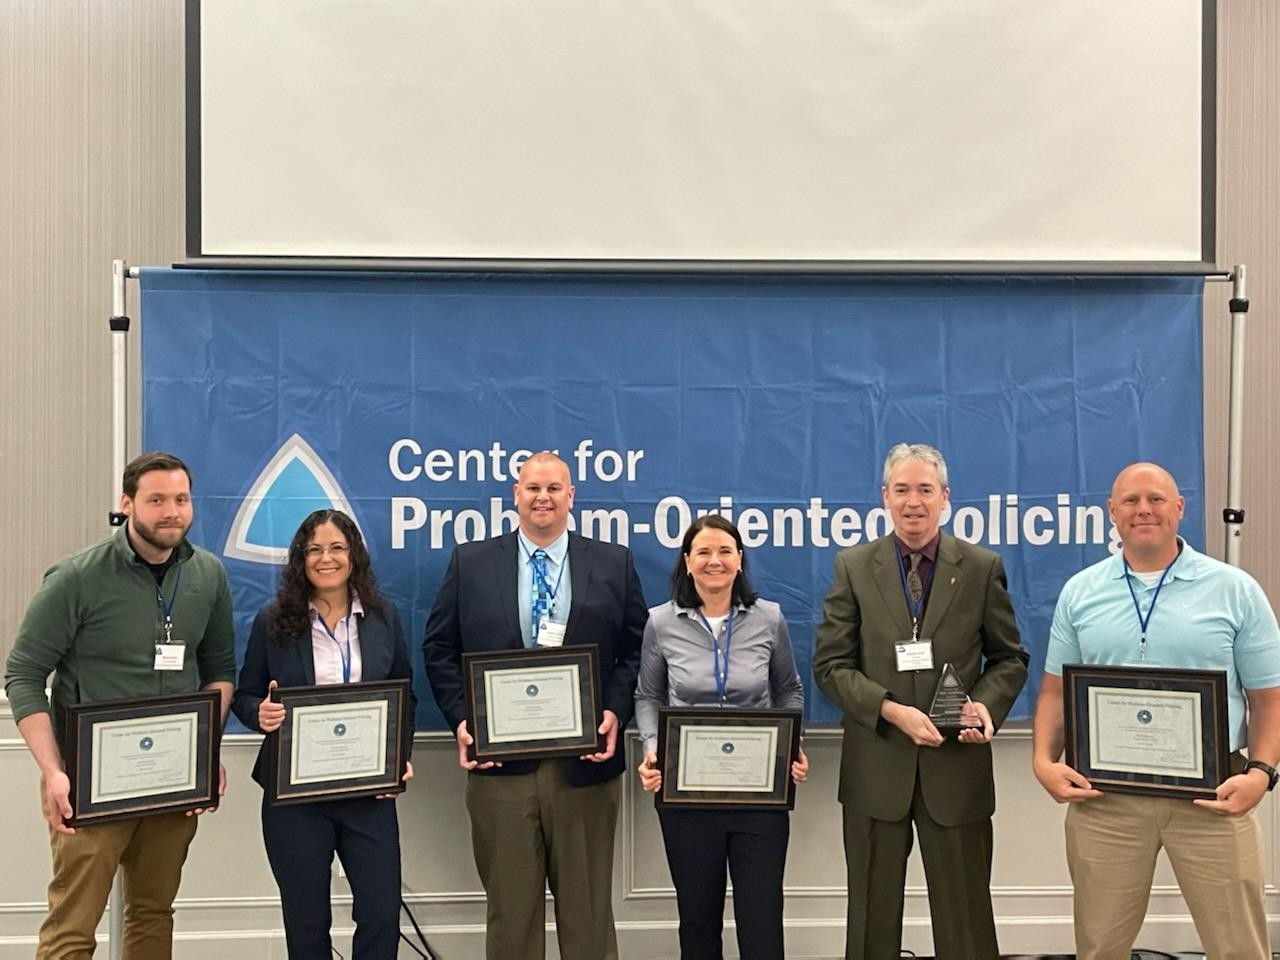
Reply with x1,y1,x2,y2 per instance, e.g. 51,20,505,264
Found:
2,697,1276,958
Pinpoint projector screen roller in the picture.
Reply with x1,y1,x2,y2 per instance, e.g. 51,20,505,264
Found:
189,0,1213,267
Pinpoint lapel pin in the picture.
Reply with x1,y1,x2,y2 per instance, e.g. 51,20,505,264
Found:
950,577,956,586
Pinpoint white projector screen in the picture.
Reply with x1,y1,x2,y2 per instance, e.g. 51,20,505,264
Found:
189,0,1213,267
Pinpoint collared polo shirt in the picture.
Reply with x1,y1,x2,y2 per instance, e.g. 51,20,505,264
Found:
1046,538,1280,751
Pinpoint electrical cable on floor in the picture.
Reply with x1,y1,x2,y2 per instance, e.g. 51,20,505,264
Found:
399,897,440,959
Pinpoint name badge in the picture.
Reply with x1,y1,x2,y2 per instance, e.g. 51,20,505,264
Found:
895,639,934,672
536,619,567,648
154,642,186,671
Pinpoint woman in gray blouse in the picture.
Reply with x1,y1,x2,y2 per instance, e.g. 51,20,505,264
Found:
635,514,808,960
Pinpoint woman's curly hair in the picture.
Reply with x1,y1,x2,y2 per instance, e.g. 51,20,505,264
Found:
268,509,385,643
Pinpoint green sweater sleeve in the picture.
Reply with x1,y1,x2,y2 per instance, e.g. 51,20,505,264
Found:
4,564,80,724
196,562,237,686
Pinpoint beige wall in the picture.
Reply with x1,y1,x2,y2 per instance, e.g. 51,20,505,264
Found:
2,2,1278,956
1,0,184,641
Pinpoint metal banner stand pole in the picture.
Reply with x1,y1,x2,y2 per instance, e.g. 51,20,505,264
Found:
107,258,132,960
110,260,130,526
1223,264,1248,567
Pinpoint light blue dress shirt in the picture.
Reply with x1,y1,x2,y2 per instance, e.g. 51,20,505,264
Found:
1046,538,1280,751
517,530,572,647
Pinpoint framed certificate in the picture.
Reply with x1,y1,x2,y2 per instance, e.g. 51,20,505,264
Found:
1063,663,1232,800
656,707,802,811
463,646,604,762
266,679,412,805
64,690,222,827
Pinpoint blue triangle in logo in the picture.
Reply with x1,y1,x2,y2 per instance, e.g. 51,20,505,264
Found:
245,457,334,550
224,434,362,565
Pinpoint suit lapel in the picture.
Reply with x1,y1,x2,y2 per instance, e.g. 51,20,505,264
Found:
563,534,591,647
920,534,961,639
296,628,316,685
355,612,385,680
499,533,523,648
872,537,914,639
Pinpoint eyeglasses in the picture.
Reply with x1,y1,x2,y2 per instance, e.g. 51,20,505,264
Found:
304,544,350,559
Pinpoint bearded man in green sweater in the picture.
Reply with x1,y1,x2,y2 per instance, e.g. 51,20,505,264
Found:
5,451,236,959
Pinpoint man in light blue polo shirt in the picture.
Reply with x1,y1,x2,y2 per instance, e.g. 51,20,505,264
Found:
1032,462,1280,960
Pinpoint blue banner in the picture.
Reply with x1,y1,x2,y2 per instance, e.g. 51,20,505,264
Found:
140,269,1205,729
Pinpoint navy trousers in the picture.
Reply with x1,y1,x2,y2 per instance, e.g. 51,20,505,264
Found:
658,806,790,960
261,795,402,959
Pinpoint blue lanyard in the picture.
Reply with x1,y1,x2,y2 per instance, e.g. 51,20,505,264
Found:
318,613,352,683
895,548,935,639
1123,554,1178,662
698,611,734,702
157,566,183,644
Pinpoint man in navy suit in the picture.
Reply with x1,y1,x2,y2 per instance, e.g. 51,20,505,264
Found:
424,451,648,960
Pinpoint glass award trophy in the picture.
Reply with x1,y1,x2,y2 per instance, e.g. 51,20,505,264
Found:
928,663,983,736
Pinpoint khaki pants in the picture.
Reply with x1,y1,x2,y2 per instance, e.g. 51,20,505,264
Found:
466,763,621,960
1065,793,1268,960
38,804,199,960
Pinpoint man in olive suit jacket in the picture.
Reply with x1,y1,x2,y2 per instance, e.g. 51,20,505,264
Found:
814,444,1028,960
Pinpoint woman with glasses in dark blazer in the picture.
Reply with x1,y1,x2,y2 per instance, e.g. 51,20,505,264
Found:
233,509,414,959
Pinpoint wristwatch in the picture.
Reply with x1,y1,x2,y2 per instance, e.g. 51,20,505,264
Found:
1244,759,1279,791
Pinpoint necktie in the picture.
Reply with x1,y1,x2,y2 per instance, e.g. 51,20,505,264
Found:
907,552,924,605
531,549,551,641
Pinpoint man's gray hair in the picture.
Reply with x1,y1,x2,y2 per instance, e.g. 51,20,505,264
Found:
881,443,949,488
